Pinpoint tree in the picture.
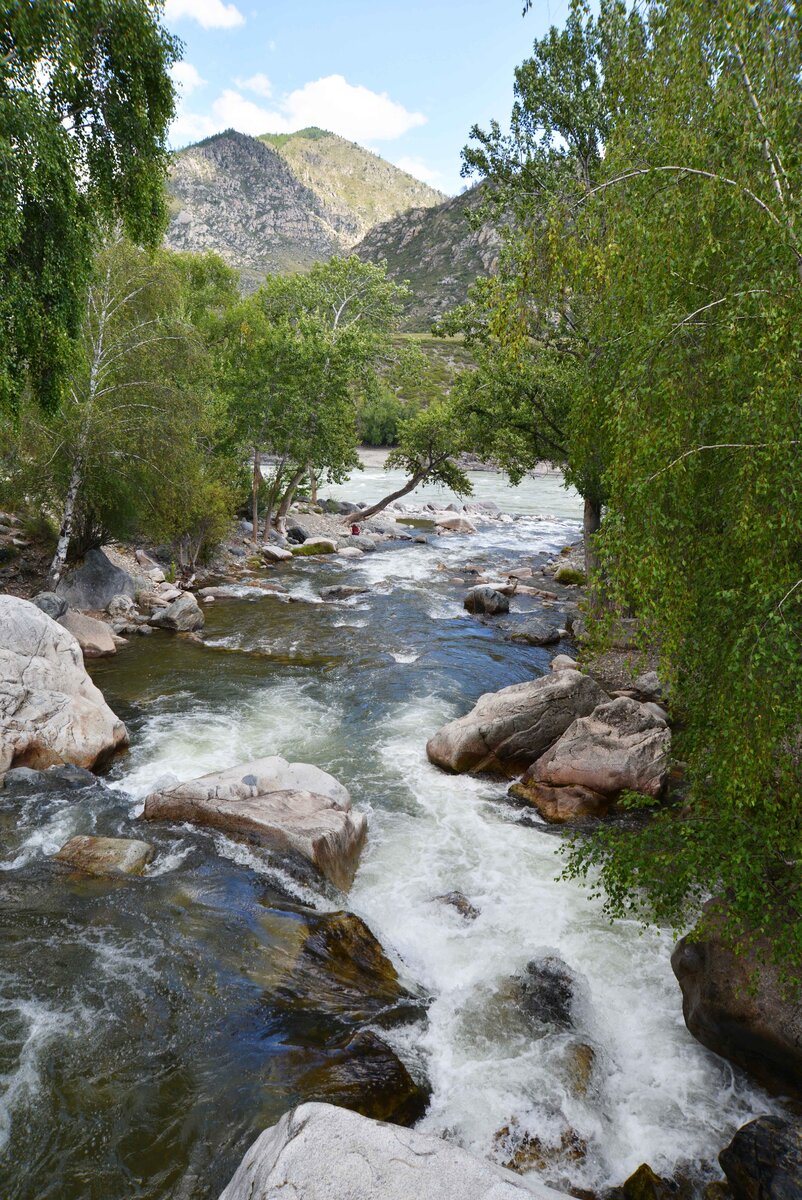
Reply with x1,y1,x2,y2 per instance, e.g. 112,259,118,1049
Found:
535,0,802,968
0,0,178,413
355,400,471,522
447,0,618,571
221,258,414,537
6,239,239,583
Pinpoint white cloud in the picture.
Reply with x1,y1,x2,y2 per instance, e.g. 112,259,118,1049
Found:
210,89,277,135
393,156,442,186
281,75,426,142
171,73,427,148
164,0,245,29
235,72,273,98
170,61,206,96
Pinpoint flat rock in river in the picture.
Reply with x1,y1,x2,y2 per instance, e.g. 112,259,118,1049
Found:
142,757,363,890
218,1102,563,1200
59,609,118,658
54,834,154,876
426,669,607,776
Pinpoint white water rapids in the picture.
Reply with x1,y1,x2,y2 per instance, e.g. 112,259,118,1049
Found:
104,471,772,1195
0,466,774,1198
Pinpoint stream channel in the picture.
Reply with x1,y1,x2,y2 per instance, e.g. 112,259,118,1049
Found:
0,469,772,1199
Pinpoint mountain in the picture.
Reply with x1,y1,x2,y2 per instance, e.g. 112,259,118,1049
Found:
165,127,446,287
259,128,446,244
353,186,501,331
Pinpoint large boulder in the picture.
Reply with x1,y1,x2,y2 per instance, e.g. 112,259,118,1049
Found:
0,595,128,773
59,609,118,658
671,903,802,1096
529,697,670,798
55,548,136,611
142,757,364,890
218,1102,563,1200
426,670,607,776
149,592,204,632
464,586,509,616
435,513,477,534
54,834,154,876
31,591,67,621
719,1116,802,1200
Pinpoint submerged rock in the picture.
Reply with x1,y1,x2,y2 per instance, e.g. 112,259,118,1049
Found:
320,585,369,600
55,547,136,611
0,596,128,774
530,697,670,799
426,670,607,776
435,890,480,920
719,1115,802,1200
290,1029,429,1125
671,901,802,1096
218,1102,561,1200
142,757,364,890
494,615,562,646
54,834,154,876
515,955,579,1029
2,763,98,792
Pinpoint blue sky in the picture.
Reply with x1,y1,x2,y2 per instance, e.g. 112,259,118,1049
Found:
164,0,573,196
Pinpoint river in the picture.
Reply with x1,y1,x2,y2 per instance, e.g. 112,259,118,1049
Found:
0,468,771,1199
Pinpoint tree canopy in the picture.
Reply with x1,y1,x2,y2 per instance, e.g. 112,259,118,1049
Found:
476,0,802,965
0,0,178,412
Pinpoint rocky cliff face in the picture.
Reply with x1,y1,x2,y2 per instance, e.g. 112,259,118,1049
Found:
260,128,446,245
353,186,501,330
165,128,446,287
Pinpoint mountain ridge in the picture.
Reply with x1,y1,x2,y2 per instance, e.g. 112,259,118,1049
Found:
165,127,446,286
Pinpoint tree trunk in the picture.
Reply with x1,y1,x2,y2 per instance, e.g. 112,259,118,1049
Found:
275,466,307,533
583,495,602,576
309,467,318,504
349,469,428,523
48,456,83,589
251,446,261,544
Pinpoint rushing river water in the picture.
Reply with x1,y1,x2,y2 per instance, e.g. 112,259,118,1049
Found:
0,473,773,1200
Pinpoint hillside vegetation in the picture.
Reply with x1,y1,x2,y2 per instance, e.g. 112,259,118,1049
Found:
354,186,501,331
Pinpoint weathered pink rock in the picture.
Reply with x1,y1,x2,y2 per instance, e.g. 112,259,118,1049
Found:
59,609,117,658
142,758,364,890
509,778,614,823
0,595,129,773
426,670,607,776
530,696,670,798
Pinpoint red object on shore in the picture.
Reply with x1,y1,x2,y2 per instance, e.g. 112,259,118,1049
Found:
351,524,360,535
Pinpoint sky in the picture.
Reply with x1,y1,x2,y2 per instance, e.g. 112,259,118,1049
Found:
164,0,573,196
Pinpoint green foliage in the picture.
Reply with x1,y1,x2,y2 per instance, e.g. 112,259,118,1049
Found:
220,257,412,522
0,0,178,413
387,401,472,497
487,0,802,964
6,239,237,571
